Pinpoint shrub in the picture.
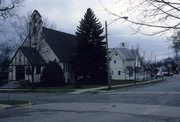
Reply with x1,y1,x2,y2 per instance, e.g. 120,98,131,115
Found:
41,61,65,86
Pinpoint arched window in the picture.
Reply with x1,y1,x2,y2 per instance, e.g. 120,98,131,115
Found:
118,71,121,75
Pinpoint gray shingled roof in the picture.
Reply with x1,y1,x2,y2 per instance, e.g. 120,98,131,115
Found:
117,48,135,60
20,46,45,65
110,48,135,60
42,27,77,62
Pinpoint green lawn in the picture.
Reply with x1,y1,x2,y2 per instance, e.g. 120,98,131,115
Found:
111,80,135,85
32,88,75,93
101,79,165,91
28,85,103,89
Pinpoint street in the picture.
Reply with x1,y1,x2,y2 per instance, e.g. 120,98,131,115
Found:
0,75,180,122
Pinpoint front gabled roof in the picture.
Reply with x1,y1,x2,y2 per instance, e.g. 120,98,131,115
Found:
42,27,77,62
109,48,135,60
20,46,45,65
31,10,41,18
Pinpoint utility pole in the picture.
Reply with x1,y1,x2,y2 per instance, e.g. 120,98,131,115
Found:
104,16,128,90
29,35,34,91
105,21,111,90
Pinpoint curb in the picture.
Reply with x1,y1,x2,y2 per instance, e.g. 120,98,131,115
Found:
0,107,6,111
19,102,32,107
0,102,32,111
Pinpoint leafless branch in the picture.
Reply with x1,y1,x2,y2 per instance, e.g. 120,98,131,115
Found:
0,0,23,19
100,0,180,35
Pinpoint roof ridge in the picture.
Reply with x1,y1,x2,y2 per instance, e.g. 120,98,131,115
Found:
43,27,76,37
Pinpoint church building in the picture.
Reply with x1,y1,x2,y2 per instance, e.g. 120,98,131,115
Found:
8,10,77,84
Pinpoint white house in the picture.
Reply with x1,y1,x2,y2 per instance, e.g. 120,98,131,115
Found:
8,10,77,84
109,43,142,80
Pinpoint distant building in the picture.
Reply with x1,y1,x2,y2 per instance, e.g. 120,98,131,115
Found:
109,43,142,80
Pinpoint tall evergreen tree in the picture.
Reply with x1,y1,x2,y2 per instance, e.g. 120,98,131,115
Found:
73,8,107,84
41,61,65,86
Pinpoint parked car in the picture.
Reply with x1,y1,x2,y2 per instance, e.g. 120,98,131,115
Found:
162,71,168,76
163,72,173,76
156,71,164,78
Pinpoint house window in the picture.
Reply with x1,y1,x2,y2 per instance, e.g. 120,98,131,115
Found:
67,64,69,72
63,63,65,71
115,53,118,56
65,63,68,72
26,67,31,75
118,71,121,75
129,72,133,77
63,63,69,72
66,63,67,72
36,65,41,74
19,52,22,64
123,60,125,66
16,65,25,80
68,64,71,72
114,60,116,64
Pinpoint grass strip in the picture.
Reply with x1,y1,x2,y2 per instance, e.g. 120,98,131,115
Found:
98,79,165,92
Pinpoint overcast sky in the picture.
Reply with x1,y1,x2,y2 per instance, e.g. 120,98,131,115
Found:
19,0,173,61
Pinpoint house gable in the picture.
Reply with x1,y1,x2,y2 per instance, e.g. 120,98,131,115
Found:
110,49,125,60
110,50,125,70
10,49,29,66
20,47,45,65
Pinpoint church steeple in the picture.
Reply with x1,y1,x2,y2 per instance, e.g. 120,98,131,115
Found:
29,10,43,37
29,10,43,48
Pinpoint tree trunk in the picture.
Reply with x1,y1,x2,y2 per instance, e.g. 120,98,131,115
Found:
31,66,35,91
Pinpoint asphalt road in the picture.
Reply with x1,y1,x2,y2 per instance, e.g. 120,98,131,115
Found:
0,75,180,122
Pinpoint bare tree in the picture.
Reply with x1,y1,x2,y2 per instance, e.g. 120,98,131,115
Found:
125,66,133,80
0,0,23,19
11,11,56,46
170,31,180,54
0,0,23,55
170,30,180,68
100,0,180,35
0,41,14,71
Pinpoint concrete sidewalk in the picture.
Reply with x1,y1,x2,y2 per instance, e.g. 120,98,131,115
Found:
70,83,135,94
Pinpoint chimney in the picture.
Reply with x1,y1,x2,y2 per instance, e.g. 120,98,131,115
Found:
120,43,125,48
